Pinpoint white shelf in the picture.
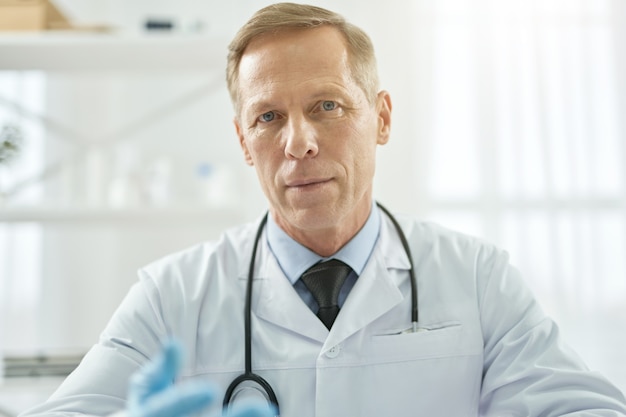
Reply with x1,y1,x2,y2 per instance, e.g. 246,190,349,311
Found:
0,32,229,71
0,205,243,223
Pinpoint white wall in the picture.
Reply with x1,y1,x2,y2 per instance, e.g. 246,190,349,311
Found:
1,0,625,394
0,0,424,353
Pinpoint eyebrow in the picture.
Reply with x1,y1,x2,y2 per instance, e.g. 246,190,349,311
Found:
245,99,276,115
250,86,350,109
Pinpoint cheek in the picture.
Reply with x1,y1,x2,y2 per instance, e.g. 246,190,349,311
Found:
247,138,281,181
245,131,273,162
342,123,379,178
342,121,379,157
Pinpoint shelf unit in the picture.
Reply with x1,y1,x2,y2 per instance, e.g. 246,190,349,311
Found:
0,31,229,71
0,25,256,367
0,31,244,221
0,205,243,223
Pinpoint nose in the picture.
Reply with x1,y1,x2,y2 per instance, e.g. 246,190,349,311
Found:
284,115,319,160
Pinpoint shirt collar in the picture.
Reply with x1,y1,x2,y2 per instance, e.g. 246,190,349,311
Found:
267,202,381,285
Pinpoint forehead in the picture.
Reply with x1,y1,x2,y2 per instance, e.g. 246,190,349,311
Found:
241,25,349,69
237,26,357,106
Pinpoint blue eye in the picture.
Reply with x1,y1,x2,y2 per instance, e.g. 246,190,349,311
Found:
259,111,275,122
322,101,337,111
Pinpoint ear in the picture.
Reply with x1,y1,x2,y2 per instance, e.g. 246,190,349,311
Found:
234,118,254,166
375,90,392,145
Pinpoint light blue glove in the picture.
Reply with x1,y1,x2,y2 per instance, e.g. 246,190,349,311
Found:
128,340,274,417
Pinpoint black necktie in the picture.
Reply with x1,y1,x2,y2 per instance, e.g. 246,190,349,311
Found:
300,259,352,329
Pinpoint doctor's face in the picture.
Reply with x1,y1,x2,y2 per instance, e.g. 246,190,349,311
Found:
234,26,391,248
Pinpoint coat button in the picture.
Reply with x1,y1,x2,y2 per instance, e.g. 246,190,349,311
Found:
325,344,342,358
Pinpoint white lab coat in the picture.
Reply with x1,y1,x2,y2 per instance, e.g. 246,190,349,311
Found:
21,213,626,417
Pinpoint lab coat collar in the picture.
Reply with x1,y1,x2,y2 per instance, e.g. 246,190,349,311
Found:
251,236,330,343
324,214,412,349
240,212,413,346
235,215,328,342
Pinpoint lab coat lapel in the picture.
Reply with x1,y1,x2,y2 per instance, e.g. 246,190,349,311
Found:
325,219,412,348
236,212,412,347
244,239,328,343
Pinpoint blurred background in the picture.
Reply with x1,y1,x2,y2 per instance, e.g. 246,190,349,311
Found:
1,0,625,414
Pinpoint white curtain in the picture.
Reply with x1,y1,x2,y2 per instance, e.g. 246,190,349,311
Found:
389,0,626,390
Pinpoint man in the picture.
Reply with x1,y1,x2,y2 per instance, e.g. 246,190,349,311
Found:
20,3,626,417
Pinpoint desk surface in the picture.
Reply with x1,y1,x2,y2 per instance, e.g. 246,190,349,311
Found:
0,377,63,417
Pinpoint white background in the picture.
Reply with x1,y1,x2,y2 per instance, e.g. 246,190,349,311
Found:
1,0,625,401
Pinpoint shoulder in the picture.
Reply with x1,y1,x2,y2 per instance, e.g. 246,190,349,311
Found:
386,212,504,262
128,218,264,335
381,212,512,295
137,218,262,292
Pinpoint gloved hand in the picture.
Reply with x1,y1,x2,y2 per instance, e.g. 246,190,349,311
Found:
128,339,274,417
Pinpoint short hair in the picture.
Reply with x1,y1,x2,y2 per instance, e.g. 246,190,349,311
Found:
226,2,380,112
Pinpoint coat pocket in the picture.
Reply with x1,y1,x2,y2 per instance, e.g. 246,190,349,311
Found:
366,320,481,363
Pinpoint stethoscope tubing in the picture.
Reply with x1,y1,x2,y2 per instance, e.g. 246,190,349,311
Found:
223,202,418,416
376,203,418,324
223,213,278,414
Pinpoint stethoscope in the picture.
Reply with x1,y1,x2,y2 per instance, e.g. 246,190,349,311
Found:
222,202,418,416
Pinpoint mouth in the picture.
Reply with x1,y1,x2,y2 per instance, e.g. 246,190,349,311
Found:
285,178,332,189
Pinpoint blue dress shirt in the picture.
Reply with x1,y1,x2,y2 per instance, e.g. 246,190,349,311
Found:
266,202,381,312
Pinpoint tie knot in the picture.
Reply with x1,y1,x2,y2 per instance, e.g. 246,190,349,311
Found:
300,259,352,329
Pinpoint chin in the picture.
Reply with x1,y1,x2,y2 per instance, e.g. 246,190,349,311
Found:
290,204,346,229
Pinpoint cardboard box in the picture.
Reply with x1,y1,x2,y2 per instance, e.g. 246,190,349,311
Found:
0,0,71,31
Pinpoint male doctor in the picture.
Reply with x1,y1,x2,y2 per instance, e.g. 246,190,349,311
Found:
20,3,626,417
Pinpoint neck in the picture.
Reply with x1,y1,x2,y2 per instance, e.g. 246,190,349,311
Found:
272,201,373,257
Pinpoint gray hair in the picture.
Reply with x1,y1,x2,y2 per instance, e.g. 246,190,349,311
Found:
226,2,380,112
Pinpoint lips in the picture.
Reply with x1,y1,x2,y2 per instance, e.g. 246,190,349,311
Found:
285,178,331,188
